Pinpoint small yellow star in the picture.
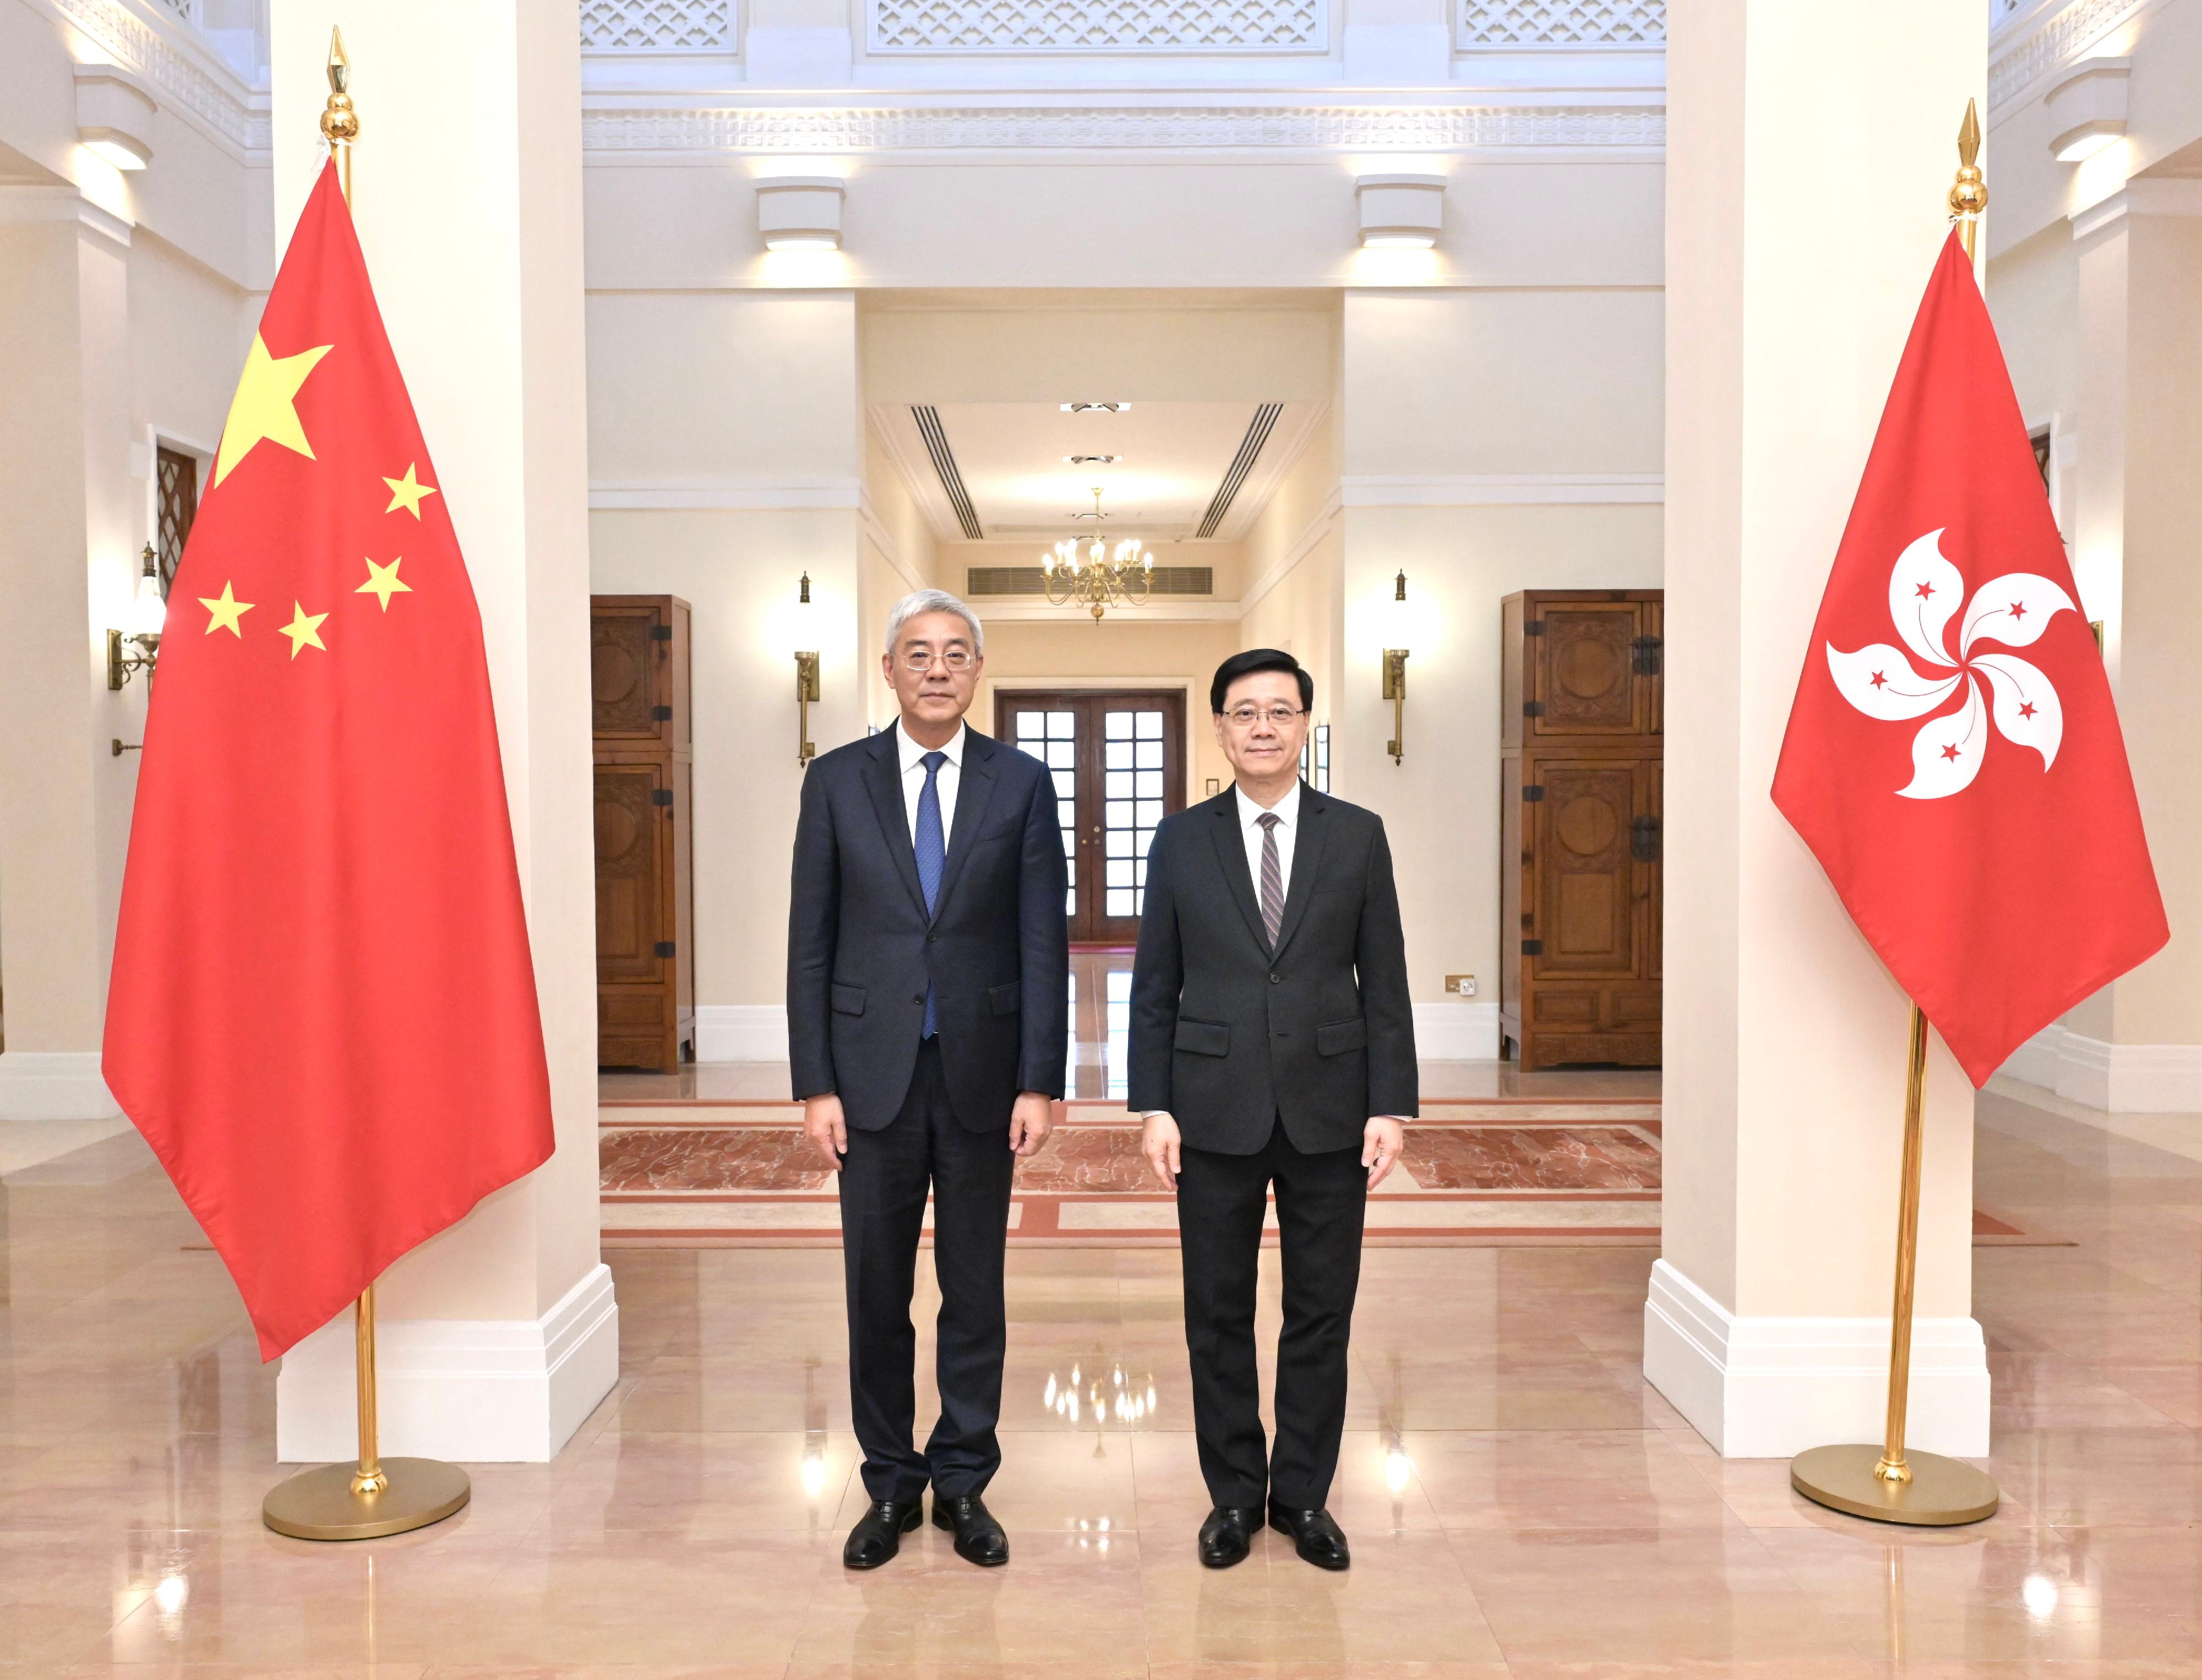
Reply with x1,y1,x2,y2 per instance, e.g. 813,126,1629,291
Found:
383,463,438,519
356,555,412,612
214,334,333,487
279,602,329,660
198,581,254,637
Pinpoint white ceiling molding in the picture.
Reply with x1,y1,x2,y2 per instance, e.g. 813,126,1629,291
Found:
858,491,930,594
1988,0,2148,110
580,0,735,52
46,0,266,154
1339,472,1663,505
0,184,134,247
1238,484,1342,617
581,101,1664,153
869,0,1324,54
1456,1,1665,48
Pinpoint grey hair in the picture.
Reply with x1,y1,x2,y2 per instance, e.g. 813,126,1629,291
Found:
884,588,984,657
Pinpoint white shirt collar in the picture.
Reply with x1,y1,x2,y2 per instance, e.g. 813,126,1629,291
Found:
1235,779,1301,831
896,718,967,772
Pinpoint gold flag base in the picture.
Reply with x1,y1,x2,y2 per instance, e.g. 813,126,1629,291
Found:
262,1456,470,1541
1790,1444,1999,1528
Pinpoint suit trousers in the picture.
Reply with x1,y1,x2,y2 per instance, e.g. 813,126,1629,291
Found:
1175,1119,1368,1510
838,1038,1015,1503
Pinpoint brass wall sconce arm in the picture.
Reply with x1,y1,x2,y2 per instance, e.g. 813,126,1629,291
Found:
795,650,820,766
1383,648,1408,765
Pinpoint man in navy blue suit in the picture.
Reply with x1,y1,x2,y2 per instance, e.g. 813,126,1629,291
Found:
788,588,1069,1570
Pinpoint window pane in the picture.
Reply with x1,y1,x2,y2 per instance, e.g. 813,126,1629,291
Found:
1104,770,1133,799
1136,800,1163,826
1107,859,1131,887
1065,888,1076,916
1048,711,1075,735
1135,740,1162,768
1105,711,1133,740
1046,741,1075,770
1053,770,1075,803
1104,740,1133,768
1105,831,1133,857
1107,888,1133,918
1135,770,1162,798
1016,712,1044,738
1135,712,1163,739
1105,800,1132,829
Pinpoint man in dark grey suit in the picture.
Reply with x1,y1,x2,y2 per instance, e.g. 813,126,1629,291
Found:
788,588,1069,1571
1132,648,1416,1573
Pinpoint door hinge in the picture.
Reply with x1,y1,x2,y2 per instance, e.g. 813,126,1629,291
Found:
1523,784,1545,802
651,624,673,641
1524,620,1545,637
651,788,673,807
652,704,672,721
654,940,675,958
1632,814,1661,863
1632,635,1663,677
1523,701,1545,718
1521,939,1544,956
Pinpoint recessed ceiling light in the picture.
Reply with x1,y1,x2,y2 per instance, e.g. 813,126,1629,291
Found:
1061,402,1130,413
1065,454,1118,465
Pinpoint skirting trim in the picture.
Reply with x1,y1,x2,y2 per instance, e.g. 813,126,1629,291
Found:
0,1051,121,1121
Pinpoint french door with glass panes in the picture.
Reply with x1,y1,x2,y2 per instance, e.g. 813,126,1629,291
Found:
996,690,1187,944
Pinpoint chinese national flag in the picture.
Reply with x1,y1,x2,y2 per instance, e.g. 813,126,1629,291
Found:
1773,233,2166,1087
104,161,554,1358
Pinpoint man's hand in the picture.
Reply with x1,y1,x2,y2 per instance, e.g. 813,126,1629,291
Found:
803,1093,848,1170
1362,1116,1405,1190
1142,1111,1183,1190
1010,1092,1055,1158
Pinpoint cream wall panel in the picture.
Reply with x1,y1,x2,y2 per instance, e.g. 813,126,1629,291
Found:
591,507,865,1009
587,290,860,482
1985,221,2079,433
129,230,252,451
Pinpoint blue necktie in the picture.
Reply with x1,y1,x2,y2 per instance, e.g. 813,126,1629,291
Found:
915,749,946,1038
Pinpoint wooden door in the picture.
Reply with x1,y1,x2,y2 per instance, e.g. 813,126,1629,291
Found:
996,690,1186,945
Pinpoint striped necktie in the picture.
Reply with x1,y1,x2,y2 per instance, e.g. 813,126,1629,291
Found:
915,750,946,1037
1257,811,1284,948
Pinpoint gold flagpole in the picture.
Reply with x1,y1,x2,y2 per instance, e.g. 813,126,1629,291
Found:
260,31,472,1541
1789,102,2001,1529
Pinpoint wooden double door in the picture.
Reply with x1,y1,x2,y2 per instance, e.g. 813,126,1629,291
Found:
995,690,1187,945
1499,590,1663,1069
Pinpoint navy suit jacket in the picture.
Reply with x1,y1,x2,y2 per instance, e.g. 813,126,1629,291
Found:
787,725,1070,1131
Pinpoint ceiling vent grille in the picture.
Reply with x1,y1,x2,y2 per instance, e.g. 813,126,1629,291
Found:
1194,402,1282,539
912,405,984,539
968,565,1213,597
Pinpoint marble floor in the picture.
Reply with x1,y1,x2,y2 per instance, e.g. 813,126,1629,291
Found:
3,1073,2201,1676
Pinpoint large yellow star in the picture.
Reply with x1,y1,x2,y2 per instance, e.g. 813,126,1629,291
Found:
198,581,254,637
213,334,333,487
383,463,439,519
356,555,412,612
279,602,329,660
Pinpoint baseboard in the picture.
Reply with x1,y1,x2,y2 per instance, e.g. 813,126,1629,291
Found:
1997,1024,2202,1114
0,1051,121,1121
276,1263,619,1464
1642,1258,1989,1459
694,1004,789,1063
1413,999,1500,1060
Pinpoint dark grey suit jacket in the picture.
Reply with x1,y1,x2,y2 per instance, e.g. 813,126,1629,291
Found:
787,726,1069,1131
1128,784,1416,1155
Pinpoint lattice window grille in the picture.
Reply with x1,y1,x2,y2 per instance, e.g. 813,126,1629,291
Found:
154,0,203,27
871,0,1324,53
581,0,733,52
1457,0,1664,46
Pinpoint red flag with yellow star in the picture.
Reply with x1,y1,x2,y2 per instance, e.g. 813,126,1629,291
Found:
104,160,554,1359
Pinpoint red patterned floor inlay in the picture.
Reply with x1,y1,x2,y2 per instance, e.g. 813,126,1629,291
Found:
1404,1126,1661,1192
599,1126,830,1193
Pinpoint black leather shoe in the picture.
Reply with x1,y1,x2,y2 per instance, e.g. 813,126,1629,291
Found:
1267,1501,1350,1570
932,1492,1009,1566
1198,1506,1258,1569
843,1498,923,1569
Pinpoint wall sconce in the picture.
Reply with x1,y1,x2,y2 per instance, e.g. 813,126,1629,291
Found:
1356,173,1445,249
794,571,820,766
1382,568,1410,765
757,176,844,251
108,542,165,689
75,64,157,172
2045,58,2130,162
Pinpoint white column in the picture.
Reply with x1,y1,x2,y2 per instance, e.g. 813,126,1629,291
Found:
268,0,614,1463
0,188,138,1121
1648,1,1991,1458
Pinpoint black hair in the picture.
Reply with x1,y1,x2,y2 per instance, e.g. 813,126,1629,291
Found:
1211,647,1314,715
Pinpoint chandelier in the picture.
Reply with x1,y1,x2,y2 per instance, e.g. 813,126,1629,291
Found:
1043,487,1152,621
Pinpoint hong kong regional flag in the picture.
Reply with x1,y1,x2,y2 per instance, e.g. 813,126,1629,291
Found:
105,161,554,1358
1773,232,2166,1087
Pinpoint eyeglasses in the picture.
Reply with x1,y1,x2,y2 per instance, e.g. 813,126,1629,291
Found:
899,647,974,673
1222,706,1306,729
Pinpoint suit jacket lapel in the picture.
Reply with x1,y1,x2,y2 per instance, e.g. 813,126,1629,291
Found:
1267,784,1328,962
931,729,1001,922
862,730,929,920
1206,794,1272,956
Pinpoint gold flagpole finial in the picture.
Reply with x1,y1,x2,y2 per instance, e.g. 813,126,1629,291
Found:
1949,97,1987,263
321,25,358,203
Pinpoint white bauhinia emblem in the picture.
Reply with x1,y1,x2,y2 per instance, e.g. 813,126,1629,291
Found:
1826,528,2077,799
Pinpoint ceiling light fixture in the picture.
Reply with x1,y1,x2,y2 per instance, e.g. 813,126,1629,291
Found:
75,64,157,172
1042,487,1152,623
1065,454,1118,465
1061,402,1130,413
756,176,844,251
1357,173,1446,249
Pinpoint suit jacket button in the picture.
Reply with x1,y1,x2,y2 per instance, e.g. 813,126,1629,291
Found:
1269,973,1281,985
913,994,924,1005
926,932,938,942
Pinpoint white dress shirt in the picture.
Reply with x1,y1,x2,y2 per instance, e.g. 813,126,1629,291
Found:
896,719,966,849
1235,778,1301,898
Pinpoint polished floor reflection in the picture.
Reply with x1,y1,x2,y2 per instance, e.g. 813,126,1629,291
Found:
3,1074,2200,1674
